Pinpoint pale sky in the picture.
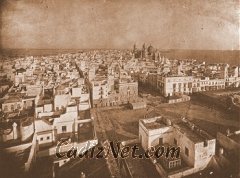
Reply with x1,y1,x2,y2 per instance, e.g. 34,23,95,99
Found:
0,0,239,50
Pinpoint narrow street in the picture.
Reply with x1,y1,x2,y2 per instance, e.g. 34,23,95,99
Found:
91,108,122,178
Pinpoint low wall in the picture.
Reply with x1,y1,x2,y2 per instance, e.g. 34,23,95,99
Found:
217,132,240,155
20,122,34,142
4,142,32,153
24,133,37,172
168,95,190,104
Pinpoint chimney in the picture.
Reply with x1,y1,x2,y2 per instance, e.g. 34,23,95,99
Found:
12,122,18,140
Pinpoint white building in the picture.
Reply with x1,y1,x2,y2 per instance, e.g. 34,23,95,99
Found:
157,75,193,97
139,117,216,178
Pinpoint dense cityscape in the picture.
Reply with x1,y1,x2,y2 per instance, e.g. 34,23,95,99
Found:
1,0,240,177
0,44,239,178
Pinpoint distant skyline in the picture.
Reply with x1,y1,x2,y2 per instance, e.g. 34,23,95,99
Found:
1,0,239,50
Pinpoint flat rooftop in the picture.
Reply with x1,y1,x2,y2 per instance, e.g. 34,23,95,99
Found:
0,141,32,163
78,122,95,142
3,96,21,103
175,122,214,143
125,143,161,178
140,117,168,130
57,156,112,178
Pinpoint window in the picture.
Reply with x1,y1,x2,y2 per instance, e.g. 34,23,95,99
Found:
204,140,208,147
62,126,67,132
40,137,43,141
185,147,189,156
47,136,50,140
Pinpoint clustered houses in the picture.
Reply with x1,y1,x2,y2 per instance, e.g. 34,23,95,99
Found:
139,117,216,178
140,63,239,97
0,54,97,177
0,46,239,177
133,45,240,98
89,77,138,108
2,93,35,113
0,57,40,176
77,53,140,108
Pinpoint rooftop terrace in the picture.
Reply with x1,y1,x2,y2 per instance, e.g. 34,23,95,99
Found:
140,117,168,130
175,122,214,143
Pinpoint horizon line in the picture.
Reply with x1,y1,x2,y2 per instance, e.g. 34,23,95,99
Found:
1,48,239,51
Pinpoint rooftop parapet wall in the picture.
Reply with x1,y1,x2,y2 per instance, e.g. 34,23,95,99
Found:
217,132,240,155
174,119,215,143
139,116,173,136
24,133,37,172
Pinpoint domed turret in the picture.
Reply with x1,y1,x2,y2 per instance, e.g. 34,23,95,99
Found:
133,43,137,53
147,44,154,56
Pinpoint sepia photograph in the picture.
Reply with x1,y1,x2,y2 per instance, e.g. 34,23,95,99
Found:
0,0,239,178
